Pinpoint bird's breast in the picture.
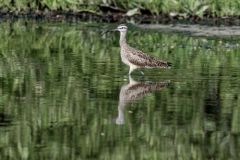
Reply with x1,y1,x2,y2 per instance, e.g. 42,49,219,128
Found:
120,48,130,65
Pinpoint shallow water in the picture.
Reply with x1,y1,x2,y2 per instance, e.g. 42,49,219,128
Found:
0,20,240,159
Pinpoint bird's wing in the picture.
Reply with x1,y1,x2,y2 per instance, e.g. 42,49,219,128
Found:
126,47,170,68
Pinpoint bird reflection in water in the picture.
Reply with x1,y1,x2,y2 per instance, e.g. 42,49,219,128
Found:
115,76,170,125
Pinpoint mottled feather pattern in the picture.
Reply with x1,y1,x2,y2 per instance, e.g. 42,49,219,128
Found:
116,24,172,74
126,45,171,68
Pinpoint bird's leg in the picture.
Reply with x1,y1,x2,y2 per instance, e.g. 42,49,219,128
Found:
139,70,145,81
129,74,138,85
140,70,144,76
128,67,135,75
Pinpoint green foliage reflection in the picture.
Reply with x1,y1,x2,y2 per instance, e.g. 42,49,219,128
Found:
0,20,240,159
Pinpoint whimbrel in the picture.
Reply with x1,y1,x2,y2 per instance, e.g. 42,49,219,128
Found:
115,24,172,75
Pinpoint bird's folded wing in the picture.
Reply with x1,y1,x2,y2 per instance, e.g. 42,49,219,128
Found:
126,48,168,68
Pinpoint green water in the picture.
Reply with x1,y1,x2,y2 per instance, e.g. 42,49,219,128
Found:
0,20,240,159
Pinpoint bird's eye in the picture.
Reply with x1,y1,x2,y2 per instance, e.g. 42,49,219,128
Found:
118,26,126,30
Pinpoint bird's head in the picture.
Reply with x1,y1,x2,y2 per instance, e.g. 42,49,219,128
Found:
115,24,128,32
101,24,128,36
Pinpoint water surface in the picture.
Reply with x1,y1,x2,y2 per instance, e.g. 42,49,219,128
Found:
0,20,240,159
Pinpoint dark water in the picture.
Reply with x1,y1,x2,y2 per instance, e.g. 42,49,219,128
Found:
0,20,240,159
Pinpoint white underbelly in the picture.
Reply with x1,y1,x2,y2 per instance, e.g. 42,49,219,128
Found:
120,49,139,70
121,54,129,65
120,50,130,65
121,55,139,71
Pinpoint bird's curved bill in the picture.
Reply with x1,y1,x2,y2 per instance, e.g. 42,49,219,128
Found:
101,28,117,36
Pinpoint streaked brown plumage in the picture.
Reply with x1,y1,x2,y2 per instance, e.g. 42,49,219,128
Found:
115,24,172,74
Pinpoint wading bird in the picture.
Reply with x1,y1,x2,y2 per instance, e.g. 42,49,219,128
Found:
114,24,172,75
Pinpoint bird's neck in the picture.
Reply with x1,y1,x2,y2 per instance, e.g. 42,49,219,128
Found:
120,32,127,46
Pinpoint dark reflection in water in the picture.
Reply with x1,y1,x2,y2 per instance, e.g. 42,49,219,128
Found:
116,76,170,125
0,112,13,127
0,20,240,159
